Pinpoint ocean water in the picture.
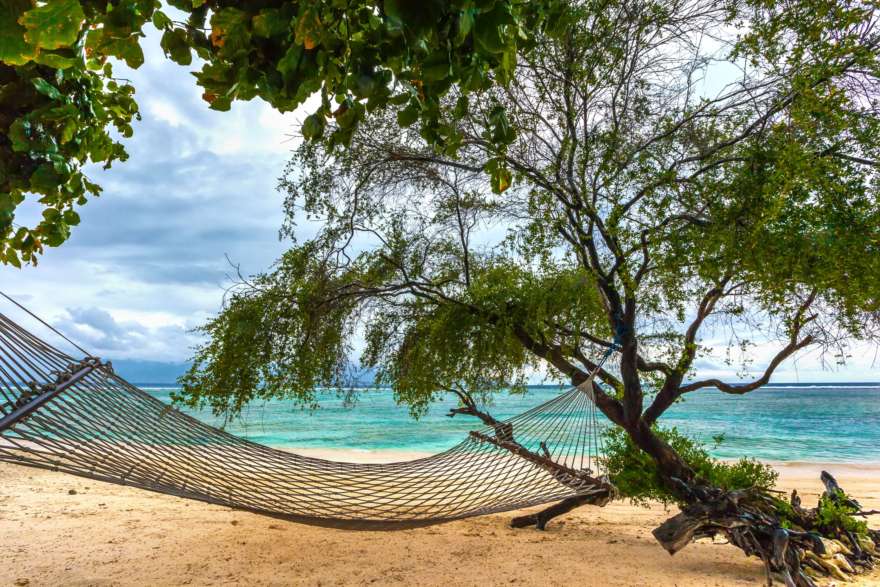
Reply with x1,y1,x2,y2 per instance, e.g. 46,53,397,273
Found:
145,383,880,463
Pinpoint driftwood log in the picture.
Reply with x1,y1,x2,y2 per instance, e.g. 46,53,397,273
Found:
652,471,879,586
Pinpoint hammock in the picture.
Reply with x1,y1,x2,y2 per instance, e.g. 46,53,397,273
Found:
0,297,615,528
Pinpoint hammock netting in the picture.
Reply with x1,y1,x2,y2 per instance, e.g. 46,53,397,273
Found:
0,304,614,528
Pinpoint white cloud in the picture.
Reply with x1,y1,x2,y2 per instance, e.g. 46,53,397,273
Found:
147,98,185,128
0,25,299,363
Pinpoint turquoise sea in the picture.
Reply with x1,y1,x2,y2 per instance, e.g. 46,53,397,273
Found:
145,383,880,463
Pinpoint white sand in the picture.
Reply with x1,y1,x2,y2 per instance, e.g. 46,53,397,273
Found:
1,455,878,586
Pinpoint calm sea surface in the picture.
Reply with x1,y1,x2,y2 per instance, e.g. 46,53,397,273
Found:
145,383,880,463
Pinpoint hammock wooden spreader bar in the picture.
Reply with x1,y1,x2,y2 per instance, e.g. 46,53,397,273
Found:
0,356,102,432
0,305,615,528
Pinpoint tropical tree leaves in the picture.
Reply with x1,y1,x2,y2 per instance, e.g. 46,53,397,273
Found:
0,0,553,266
19,0,85,50
2,0,879,271
0,0,147,266
0,0,37,65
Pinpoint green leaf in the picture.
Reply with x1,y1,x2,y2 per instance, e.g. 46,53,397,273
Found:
211,8,250,54
42,208,60,222
19,0,85,50
161,28,192,65
29,164,62,196
253,8,290,38
42,221,70,247
0,0,37,64
152,10,172,30
0,193,16,215
397,102,420,127
62,209,80,226
485,159,512,194
301,113,325,139
8,118,31,152
453,95,469,118
421,52,450,82
31,77,62,100
107,36,145,68
474,4,513,55
383,0,443,37
5,248,21,268
497,47,517,84
276,44,304,82
34,50,78,69
352,71,378,98
60,118,77,144
487,105,515,144
455,9,475,45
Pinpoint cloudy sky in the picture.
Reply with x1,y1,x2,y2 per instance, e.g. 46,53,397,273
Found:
0,25,877,383
1,25,299,365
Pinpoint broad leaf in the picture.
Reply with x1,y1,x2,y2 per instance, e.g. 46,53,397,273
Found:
19,0,85,50
0,0,37,65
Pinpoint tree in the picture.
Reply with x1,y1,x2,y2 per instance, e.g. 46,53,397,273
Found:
177,1,880,584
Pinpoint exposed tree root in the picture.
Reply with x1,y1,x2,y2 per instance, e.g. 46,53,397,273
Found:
652,471,879,586
509,487,614,530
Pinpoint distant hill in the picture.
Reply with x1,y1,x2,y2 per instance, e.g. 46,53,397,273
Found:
108,359,191,385
105,360,377,387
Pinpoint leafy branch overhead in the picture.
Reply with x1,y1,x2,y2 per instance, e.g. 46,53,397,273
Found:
0,0,550,266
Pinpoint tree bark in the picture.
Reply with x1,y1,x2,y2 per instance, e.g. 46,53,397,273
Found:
509,416,878,586
509,489,614,530
626,420,696,491
650,471,879,586
626,421,879,585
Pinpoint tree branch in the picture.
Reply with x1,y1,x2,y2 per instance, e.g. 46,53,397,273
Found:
512,324,626,427
654,291,818,411
676,334,814,395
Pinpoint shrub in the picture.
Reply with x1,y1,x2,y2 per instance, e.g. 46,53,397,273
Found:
600,425,779,506
816,490,869,536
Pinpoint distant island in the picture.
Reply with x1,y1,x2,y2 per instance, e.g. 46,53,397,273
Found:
108,360,191,385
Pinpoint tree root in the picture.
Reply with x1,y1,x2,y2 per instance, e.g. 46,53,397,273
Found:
509,485,615,530
652,471,879,586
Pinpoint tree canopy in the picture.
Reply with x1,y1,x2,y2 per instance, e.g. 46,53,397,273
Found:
178,0,880,425
1,0,552,266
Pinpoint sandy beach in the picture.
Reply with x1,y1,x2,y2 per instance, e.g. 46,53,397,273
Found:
1,455,878,587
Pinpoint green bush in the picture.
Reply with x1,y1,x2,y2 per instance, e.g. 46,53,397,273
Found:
816,490,869,536
600,426,779,506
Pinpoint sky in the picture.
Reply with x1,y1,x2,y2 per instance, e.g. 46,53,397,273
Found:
1,25,302,366
0,26,877,383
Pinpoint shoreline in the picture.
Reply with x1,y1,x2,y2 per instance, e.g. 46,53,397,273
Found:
283,445,880,470
7,435,880,468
